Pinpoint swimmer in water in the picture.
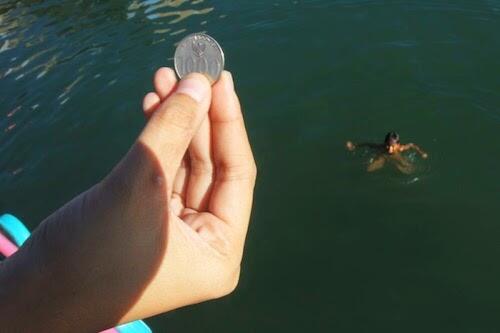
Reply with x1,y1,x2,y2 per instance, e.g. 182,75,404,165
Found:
346,131,428,174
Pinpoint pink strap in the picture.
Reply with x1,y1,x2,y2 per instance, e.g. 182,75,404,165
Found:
0,232,18,257
100,329,119,333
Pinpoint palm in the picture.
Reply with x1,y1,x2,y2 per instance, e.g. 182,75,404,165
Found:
169,154,230,255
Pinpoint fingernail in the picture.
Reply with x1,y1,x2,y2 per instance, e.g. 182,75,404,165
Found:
176,74,209,103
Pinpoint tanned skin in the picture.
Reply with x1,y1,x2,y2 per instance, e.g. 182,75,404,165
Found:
346,132,428,174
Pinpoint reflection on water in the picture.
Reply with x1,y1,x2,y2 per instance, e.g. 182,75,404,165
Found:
128,0,214,24
0,0,221,182
0,0,217,81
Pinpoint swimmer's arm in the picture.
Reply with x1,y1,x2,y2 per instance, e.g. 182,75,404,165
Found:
357,143,383,148
367,156,386,172
346,141,383,151
402,143,428,158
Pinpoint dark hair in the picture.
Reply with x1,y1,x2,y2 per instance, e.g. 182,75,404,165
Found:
384,131,400,146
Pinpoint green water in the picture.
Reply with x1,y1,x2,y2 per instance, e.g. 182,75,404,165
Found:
1,0,500,331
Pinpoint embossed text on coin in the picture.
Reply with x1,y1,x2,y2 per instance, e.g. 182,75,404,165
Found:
174,33,225,84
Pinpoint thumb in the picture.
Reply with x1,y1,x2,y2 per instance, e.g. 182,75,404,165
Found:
139,73,211,182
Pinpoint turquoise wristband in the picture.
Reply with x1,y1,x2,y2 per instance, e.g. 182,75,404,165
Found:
0,214,30,246
116,320,153,333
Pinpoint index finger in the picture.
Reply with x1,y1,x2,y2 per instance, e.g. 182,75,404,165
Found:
209,72,257,232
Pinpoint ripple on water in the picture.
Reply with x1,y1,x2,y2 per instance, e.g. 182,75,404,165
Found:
350,148,433,187
0,0,223,184
1,0,220,98
127,0,214,25
1,1,218,82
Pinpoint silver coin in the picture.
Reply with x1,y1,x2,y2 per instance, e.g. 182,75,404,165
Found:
174,33,225,84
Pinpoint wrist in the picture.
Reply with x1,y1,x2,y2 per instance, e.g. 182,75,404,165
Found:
0,187,123,331
0,236,60,330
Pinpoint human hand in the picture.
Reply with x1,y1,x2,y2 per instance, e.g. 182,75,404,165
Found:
346,141,355,151
422,153,428,159
129,68,257,320
0,68,256,331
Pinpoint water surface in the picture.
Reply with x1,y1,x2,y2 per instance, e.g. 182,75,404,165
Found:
1,0,500,331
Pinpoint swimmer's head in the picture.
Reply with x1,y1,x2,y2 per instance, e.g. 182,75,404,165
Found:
384,131,400,154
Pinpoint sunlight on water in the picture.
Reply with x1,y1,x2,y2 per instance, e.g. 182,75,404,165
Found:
0,2,217,107
146,8,214,23
0,0,220,184
127,0,214,23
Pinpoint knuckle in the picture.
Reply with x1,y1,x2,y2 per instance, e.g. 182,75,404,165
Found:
211,266,241,299
191,163,214,177
224,266,241,296
190,156,214,177
167,101,197,130
250,159,258,180
217,158,258,182
155,95,198,132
